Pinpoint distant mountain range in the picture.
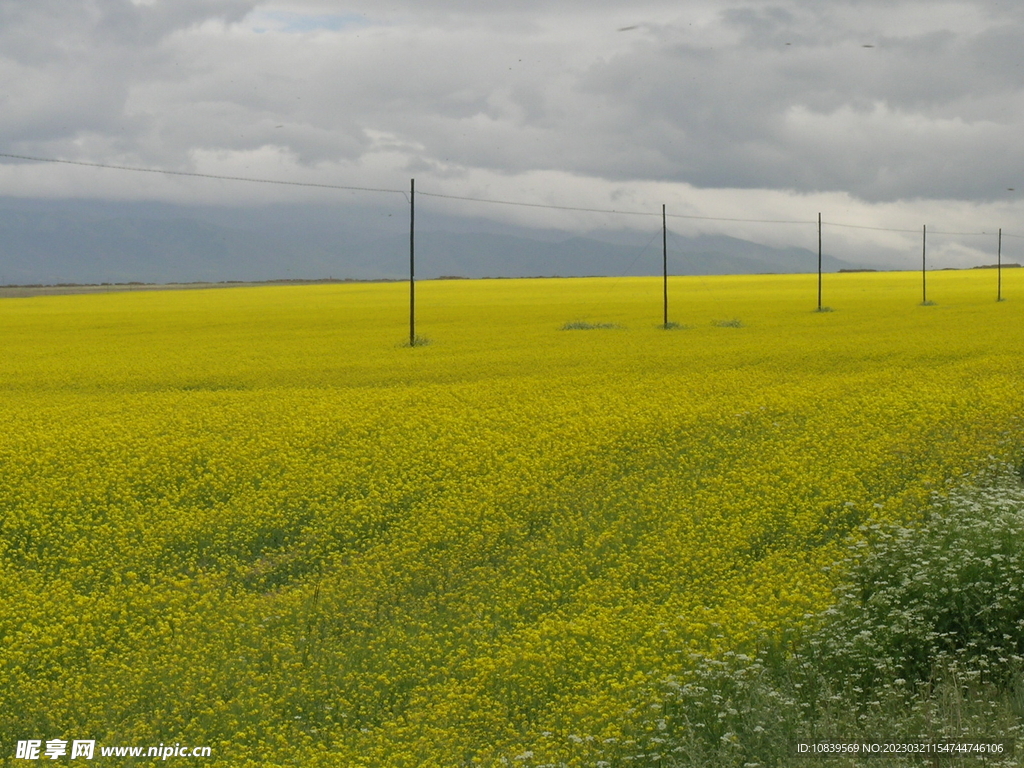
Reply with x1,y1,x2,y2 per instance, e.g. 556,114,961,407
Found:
0,198,869,285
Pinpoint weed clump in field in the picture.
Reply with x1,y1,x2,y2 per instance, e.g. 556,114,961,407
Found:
632,466,1024,767
401,335,432,347
561,320,620,330
661,321,689,330
712,319,744,328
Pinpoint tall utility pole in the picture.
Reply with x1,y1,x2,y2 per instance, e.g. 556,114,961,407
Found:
662,204,668,327
921,224,927,304
998,228,1003,302
409,178,415,346
817,212,822,311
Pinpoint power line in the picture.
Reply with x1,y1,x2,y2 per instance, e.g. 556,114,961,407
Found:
823,220,1010,237
822,220,919,234
418,188,814,224
0,153,406,195
423,189,1012,234
417,189,659,217
0,151,1018,237
668,213,814,224
927,229,997,237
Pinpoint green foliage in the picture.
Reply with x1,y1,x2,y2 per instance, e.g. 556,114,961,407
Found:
402,334,431,347
632,467,1024,767
560,320,620,330
712,319,744,328
810,471,1024,692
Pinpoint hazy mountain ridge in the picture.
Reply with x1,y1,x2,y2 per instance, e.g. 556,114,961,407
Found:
0,200,867,284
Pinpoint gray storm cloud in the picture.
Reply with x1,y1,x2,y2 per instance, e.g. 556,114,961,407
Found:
1,0,1022,206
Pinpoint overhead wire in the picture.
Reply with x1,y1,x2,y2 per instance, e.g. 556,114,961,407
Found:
0,151,1018,239
822,220,1004,237
417,188,816,225
0,153,406,195
579,226,664,320
420,191,1013,236
668,229,722,304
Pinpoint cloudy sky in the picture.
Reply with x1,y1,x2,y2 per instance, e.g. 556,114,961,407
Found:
2,0,1023,266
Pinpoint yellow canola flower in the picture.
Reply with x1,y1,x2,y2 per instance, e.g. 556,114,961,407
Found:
0,270,1021,765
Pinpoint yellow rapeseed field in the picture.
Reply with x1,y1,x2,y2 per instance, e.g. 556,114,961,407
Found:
1,269,1022,766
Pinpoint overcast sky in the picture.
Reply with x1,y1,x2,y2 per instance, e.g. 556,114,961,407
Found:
2,0,1023,265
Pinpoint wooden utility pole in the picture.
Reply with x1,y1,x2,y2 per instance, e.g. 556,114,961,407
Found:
921,224,927,304
662,204,668,327
998,228,1003,302
409,178,415,346
817,212,822,311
